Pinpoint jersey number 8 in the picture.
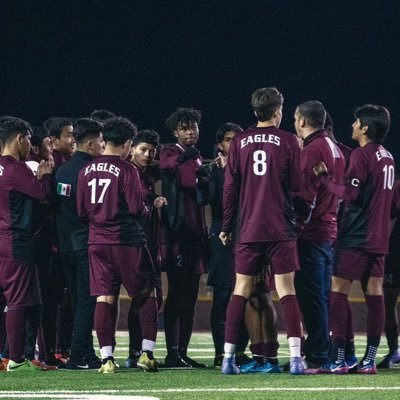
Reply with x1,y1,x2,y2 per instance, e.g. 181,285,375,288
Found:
253,150,267,176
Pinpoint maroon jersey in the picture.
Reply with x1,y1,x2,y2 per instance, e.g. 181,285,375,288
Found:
222,125,301,243
337,142,352,167
0,156,52,261
77,155,145,246
298,130,345,242
320,143,395,253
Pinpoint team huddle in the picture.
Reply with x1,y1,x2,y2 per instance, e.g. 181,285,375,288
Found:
0,87,398,376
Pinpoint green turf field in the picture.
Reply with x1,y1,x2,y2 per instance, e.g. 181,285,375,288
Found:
0,332,399,400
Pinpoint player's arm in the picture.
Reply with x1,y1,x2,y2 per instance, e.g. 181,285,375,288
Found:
124,166,145,216
159,145,200,170
196,164,214,205
76,169,87,218
313,149,366,203
12,160,53,201
221,142,238,237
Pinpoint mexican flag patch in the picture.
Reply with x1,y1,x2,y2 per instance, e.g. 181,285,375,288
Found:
57,182,71,197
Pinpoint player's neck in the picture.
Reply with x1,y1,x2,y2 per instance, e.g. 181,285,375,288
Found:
358,136,373,147
1,146,20,161
256,121,277,128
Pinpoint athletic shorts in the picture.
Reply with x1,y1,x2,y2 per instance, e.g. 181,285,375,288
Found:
88,244,156,297
235,240,299,276
0,261,42,308
333,248,385,281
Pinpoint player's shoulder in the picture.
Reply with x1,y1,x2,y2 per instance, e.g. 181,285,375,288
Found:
160,143,180,155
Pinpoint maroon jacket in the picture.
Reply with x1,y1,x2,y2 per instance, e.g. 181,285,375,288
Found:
0,156,52,261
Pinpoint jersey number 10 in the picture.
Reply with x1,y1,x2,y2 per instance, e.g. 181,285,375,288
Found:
383,165,394,190
88,178,111,204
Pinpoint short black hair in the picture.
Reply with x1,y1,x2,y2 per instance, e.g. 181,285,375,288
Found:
132,129,160,148
43,117,74,138
354,104,390,144
0,117,32,146
215,122,243,143
251,87,283,122
296,100,326,129
165,107,201,133
103,117,137,146
74,118,103,145
30,126,50,147
90,109,116,122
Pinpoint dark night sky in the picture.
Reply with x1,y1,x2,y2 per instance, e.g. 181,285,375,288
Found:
1,1,399,159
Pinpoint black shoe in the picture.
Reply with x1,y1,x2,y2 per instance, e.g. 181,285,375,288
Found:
164,354,192,368
84,356,102,369
181,355,207,368
235,352,252,367
214,354,224,368
66,357,92,370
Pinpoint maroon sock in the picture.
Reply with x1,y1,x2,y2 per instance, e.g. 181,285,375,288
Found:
6,307,26,362
345,298,355,341
263,341,279,358
279,295,302,338
249,342,263,356
94,302,114,348
329,291,348,340
365,295,385,337
225,295,248,345
140,297,158,342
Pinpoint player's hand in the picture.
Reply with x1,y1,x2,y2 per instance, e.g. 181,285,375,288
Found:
37,159,54,179
153,196,168,209
313,161,328,176
219,231,232,246
215,152,227,169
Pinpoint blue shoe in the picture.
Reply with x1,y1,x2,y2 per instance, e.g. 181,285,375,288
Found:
329,360,348,374
377,350,400,369
239,359,258,373
345,355,358,371
358,359,377,374
125,356,139,368
250,361,282,374
318,361,333,374
221,357,240,375
290,357,305,375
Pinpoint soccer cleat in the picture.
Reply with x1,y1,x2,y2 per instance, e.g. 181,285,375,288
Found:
345,355,359,372
289,357,305,375
239,359,258,373
98,359,116,374
181,355,207,368
66,356,100,370
329,361,349,374
243,360,282,374
377,350,400,369
125,355,140,368
318,361,333,374
235,352,252,366
137,352,158,372
7,359,43,372
164,354,192,368
358,360,377,374
213,354,224,369
221,357,240,375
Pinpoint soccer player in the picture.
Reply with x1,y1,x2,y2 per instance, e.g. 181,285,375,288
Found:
0,117,53,371
294,101,345,370
77,117,159,373
126,129,167,368
55,118,105,370
44,117,75,168
196,122,251,368
220,87,305,375
313,104,394,374
160,108,208,368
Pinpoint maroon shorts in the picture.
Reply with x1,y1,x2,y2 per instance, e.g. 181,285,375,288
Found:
0,261,41,308
333,248,386,281
235,241,299,276
88,244,156,297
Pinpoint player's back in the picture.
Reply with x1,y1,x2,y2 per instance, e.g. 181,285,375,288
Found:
77,155,145,246
338,143,395,253
226,125,301,242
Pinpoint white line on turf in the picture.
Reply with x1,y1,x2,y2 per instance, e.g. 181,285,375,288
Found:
0,396,159,400
2,387,400,395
